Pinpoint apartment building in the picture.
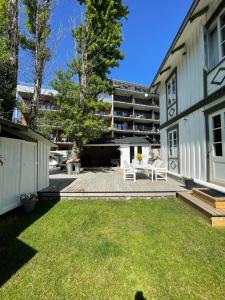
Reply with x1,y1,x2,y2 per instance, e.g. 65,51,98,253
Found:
16,80,160,167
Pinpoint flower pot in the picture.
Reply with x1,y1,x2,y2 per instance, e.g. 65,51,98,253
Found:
67,162,73,175
21,199,38,214
185,179,195,190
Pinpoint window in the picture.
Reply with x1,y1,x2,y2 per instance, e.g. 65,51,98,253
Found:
208,26,219,69
212,114,223,156
137,146,142,154
168,129,178,158
220,12,225,57
207,10,225,69
167,74,177,107
166,70,177,120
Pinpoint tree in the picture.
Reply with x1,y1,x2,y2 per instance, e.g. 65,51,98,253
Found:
22,0,52,128
0,0,19,119
51,0,128,158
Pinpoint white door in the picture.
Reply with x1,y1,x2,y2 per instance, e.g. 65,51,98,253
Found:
20,142,37,194
209,109,225,184
0,138,37,215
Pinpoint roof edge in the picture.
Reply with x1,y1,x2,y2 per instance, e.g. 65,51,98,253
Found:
149,0,200,89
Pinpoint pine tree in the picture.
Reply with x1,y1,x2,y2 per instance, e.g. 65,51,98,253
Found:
51,0,128,158
22,0,52,128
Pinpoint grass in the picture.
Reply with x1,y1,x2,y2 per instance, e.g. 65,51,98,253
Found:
0,199,225,300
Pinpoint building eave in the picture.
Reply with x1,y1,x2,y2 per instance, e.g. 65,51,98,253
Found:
149,0,200,90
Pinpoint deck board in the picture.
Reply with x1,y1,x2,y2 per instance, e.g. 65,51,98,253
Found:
42,170,186,194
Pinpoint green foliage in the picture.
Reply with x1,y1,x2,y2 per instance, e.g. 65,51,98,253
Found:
0,0,17,118
51,70,109,150
135,153,144,161
22,0,51,65
49,0,128,152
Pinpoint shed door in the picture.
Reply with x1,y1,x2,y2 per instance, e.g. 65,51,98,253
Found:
0,138,22,214
209,109,225,184
0,138,37,215
20,142,37,194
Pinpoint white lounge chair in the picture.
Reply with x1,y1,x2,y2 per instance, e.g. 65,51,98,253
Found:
123,161,136,182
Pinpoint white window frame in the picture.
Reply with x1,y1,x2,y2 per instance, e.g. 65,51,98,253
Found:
207,9,225,69
166,74,177,108
168,128,178,158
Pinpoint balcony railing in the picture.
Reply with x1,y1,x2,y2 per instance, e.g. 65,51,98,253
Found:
114,111,133,118
113,124,133,131
134,113,152,120
114,95,133,103
134,98,159,107
25,103,57,111
95,111,111,117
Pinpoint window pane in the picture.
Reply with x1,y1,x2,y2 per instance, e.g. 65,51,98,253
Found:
167,83,171,95
222,42,225,57
220,13,225,29
213,115,221,129
173,130,177,140
208,27,219,69
172,79,176,96
214,143,223,156
213,129,222,143
221,27,225,42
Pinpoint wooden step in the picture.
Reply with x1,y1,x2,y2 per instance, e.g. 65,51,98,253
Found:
177,191,225,227
192,188,225,209
38,191,177,201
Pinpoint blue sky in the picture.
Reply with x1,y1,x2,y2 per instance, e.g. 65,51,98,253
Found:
18,0,192,88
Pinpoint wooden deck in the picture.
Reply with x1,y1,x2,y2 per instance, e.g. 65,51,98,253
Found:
40,169,186,199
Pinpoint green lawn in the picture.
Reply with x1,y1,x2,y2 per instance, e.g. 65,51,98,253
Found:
0,199,225,300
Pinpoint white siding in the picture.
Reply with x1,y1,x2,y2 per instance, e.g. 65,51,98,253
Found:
160,25,205,125
37,141,49,190
0,138,37,215
178,110,207,181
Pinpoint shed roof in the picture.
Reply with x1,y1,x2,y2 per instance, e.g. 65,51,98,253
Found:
87,136,153,146
0,118,55,147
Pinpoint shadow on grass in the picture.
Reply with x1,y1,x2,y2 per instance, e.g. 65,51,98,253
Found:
135,291,147,300
0,200,58,287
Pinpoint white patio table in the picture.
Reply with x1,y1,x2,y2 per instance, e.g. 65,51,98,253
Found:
131,163,155,182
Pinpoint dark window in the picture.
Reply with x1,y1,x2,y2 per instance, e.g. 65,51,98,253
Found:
212,115,223,157
137,146,142,154
130,146,134,163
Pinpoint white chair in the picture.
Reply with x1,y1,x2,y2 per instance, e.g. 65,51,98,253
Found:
145,159,161,181
123,161,136,182
155,161,168,181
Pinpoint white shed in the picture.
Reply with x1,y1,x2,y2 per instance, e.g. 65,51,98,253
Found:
0,119,54,215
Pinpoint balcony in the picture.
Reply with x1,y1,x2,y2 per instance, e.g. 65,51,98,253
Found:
134,124,160,134
25,102,57,111
114,110,133,119
113,123,133,132
134,112,153,120
95,111,111,118
114,95,133,104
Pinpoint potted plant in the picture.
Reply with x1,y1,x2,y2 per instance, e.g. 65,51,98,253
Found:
135,153,144,164
181,177,195,190
20,193,38,214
